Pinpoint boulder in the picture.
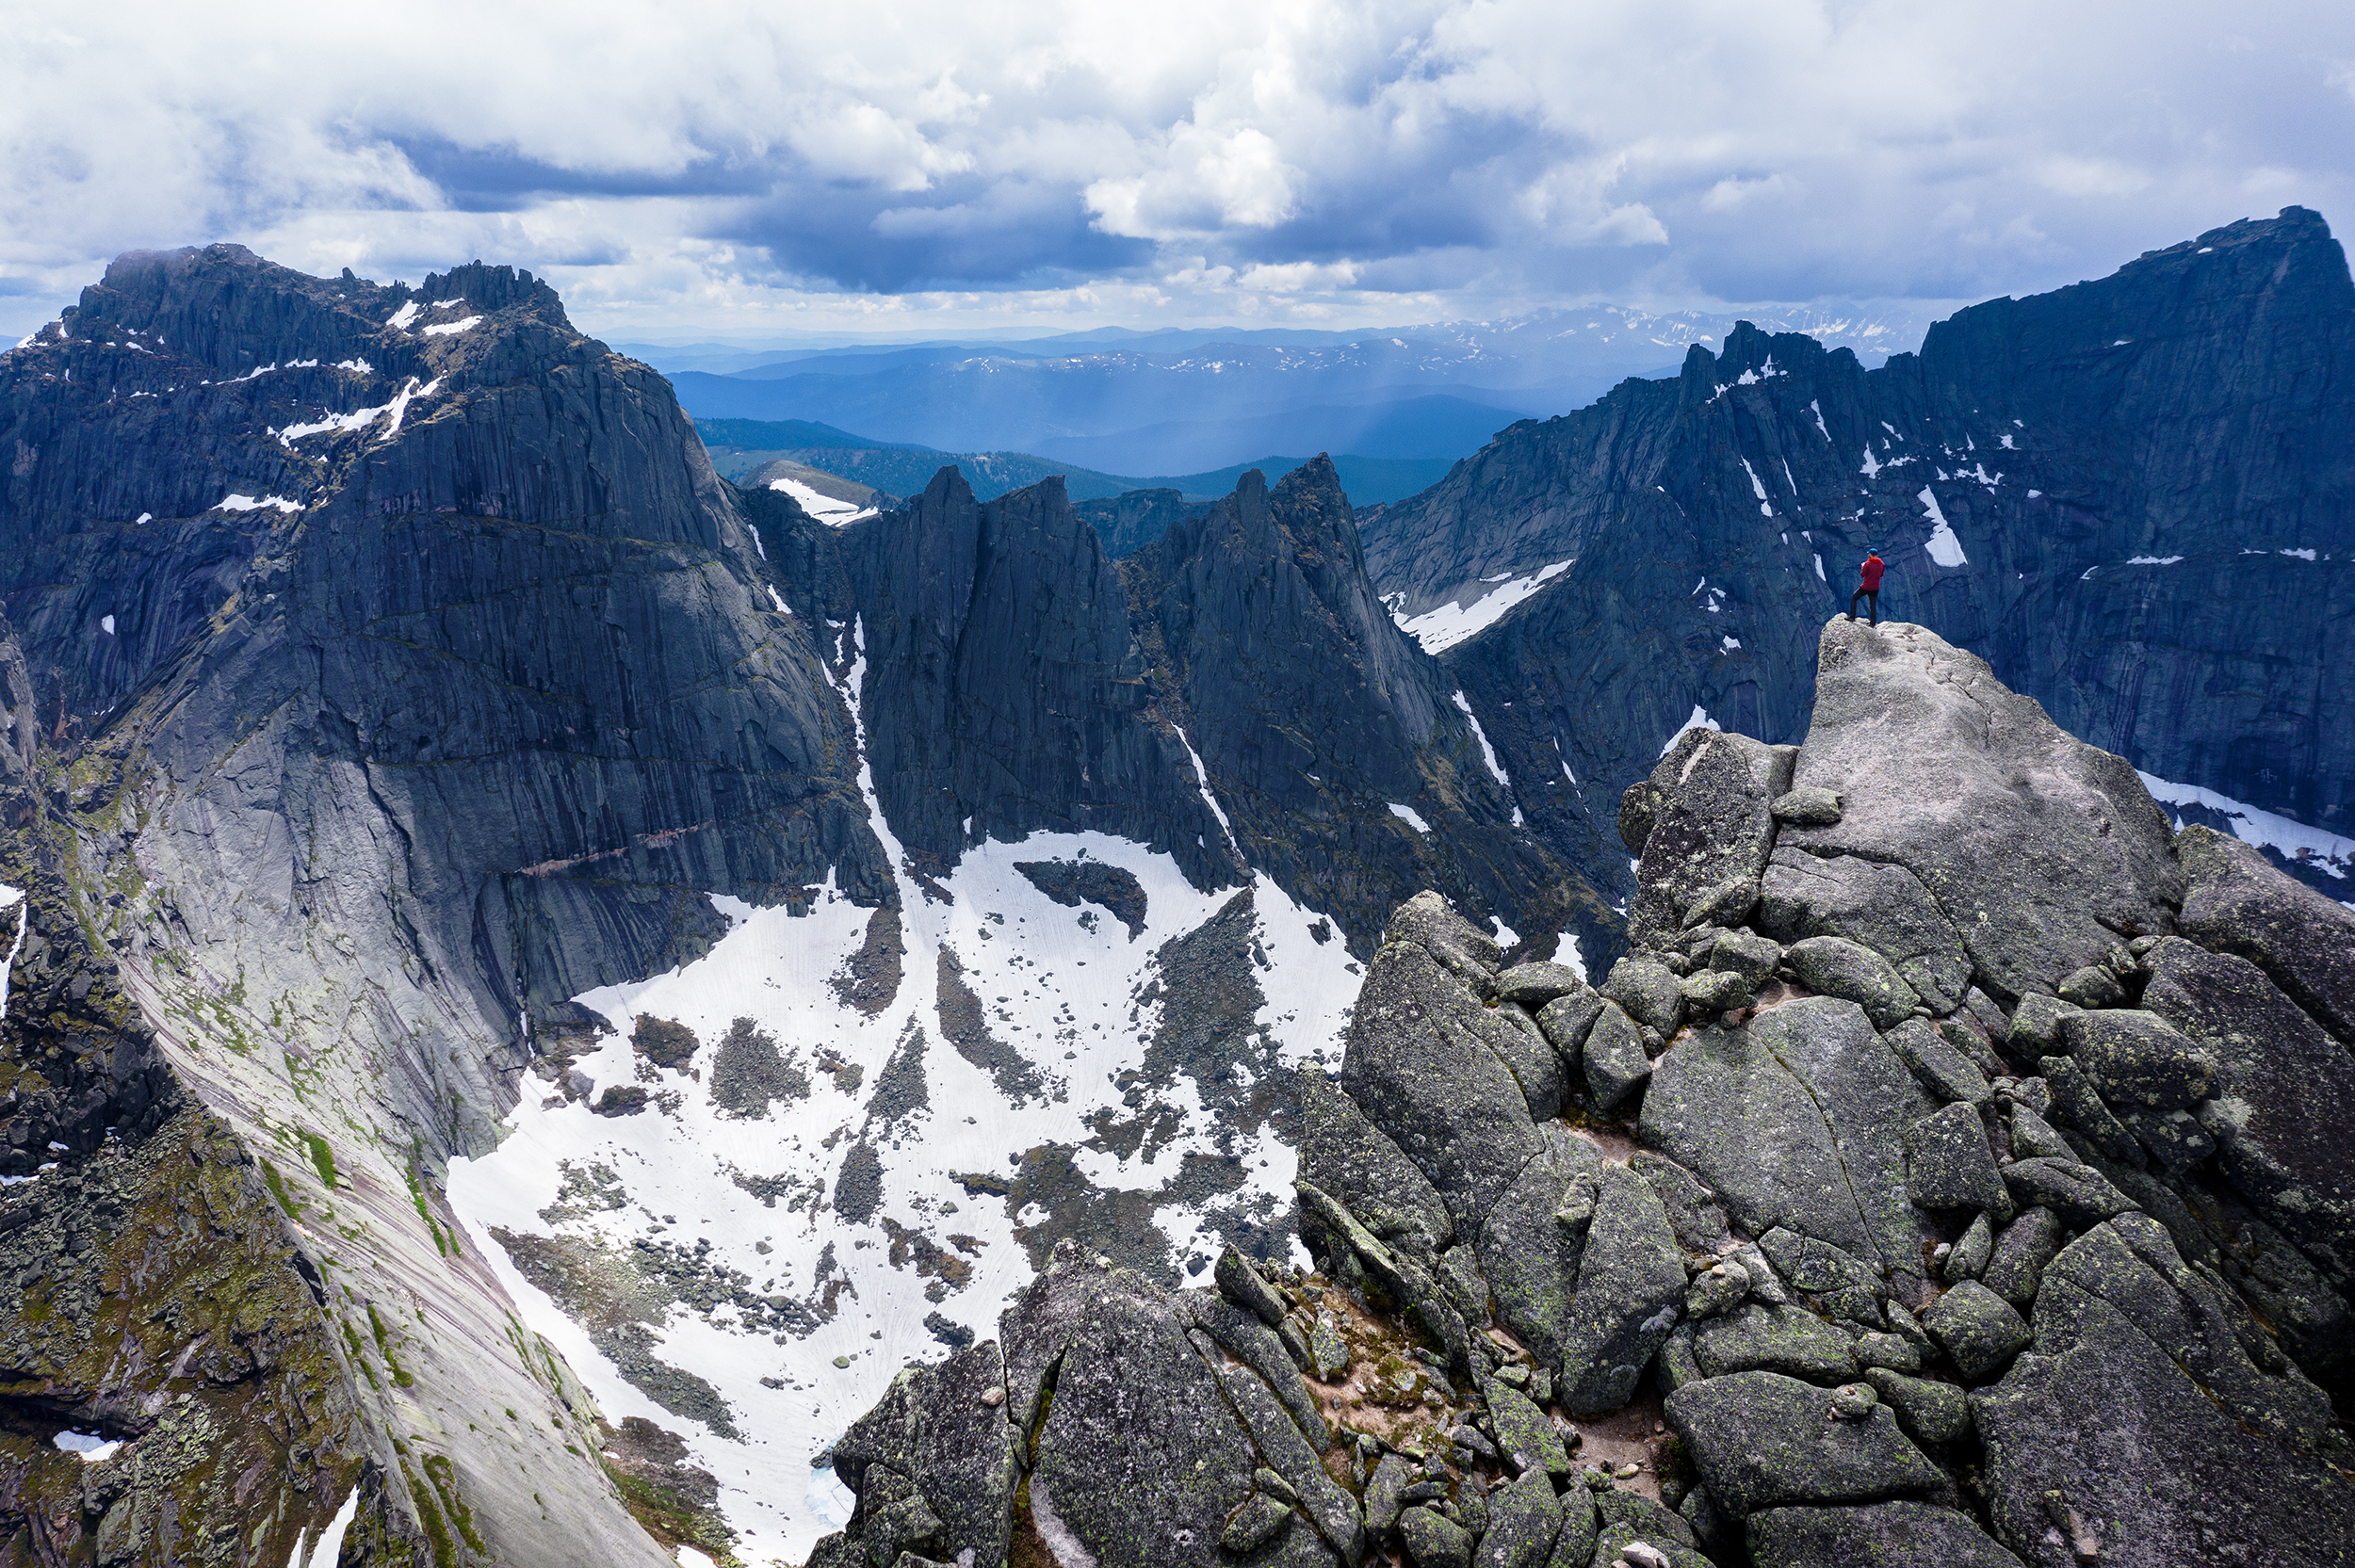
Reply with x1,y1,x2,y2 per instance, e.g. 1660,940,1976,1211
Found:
1340,938,1544,1235
1217,1245,1289,1328
1544,1491,1598,1568
1757,850,1971,1011
2056,1010,2215,1112
1693,1304,1858,1384
2175,826,2355,1046
1770,786,1843,826
1362,1453,1415,1539
1921,1283,2031,1383
1297,1068,1455,1257
1974,1219,2355,1568
1665,1370,1950,1519
1601,956,1686,1038
1979,1208,2064,1309
1641,1000,1933,1290
1554,1165,1689,1415
1882,1019,1991,1107
1632,1152,1733,1253
1582,1002,1652,1113
1903,1103,2007,1215
1782,937,1922,1029
1496,962,1589,1008
830,1342,1019,1568
1223,1495,1294,1554
2004,1105,2072,1162
2139,937,2355,1289
1746,1502,2026,1568
2034,1057,2139,1164
2005,993,2078,1056
1005,1254,1256,1568
1482,1376,1571,1479
1399,1507,1471,1568
1777,621,2181,1006
1858,1368,1973,1446
1209,1361,1363,1562
1471,1466,1560,1568
1626,727,1794,947
1943,1213,1992,1282
1476,1126,1605,1370
1997,1159,2136,1232
1535,989,1607,1063
2055,964,2127,1010
1705,928,1781,989
1680,969,1752,1013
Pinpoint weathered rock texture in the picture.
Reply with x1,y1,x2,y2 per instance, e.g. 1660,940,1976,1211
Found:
819,612,2354,1568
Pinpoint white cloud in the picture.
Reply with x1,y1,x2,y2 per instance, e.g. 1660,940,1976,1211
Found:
0,0,2349,338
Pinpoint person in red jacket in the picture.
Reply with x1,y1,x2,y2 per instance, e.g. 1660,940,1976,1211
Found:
1847,550,1885,625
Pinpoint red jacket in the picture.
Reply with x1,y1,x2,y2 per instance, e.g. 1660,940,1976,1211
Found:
1859,556,1885,590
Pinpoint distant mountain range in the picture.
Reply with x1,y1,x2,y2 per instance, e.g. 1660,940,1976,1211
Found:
692,416,1456,508
643,302,1933,478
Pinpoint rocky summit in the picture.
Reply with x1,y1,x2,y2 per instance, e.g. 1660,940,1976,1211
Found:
0,227,2349,1568
807,618,2355,1568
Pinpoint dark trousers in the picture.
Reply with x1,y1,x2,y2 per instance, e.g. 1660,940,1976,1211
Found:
1848,587,1879,625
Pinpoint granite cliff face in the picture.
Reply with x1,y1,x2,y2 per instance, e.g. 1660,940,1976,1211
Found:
1363,207,2354,911
809,617,2355,1568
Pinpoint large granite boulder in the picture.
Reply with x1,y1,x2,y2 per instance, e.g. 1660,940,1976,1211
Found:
1640,999,1933,1294
1778,622,2182,1003
1665,1371,1950,1519
1622,728,1794,946
1554,1165,1688,1414
2175,826,2355,1046
1746,1502,2026,1568
1757,849,1973,1013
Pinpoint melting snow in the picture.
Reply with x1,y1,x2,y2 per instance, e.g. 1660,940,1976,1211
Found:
2280,548,2318,561
420,315,483,338
1860,447,1881,478
770,477,878,527
386,301,421,331
1660,704,1720,757
2138,771,2354,880
100,615,114,636
1738,459,1772,516
52,1431,121,1463
1813,555,1826,582
1918,488,1967,567
334,359,372,375
1999,433,2016,450
1172,724,1242,859
2125,556,2184,567
1810,400,1830,443
0,885,24,1023
213,493,304,514
1721,636,1741,653
1389,803,1433,834
452,804,1359,1561
1450,691,1510,787
1391,559,1572,655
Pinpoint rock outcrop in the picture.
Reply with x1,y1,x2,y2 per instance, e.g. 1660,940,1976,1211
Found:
817,615,2355,1568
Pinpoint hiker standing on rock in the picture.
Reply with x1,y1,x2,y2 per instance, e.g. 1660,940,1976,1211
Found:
1847,549,1884,625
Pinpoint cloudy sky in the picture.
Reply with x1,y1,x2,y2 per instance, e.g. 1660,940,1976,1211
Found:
5,0,2351,343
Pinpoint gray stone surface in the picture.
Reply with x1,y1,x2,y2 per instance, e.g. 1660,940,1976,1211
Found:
1665,1370,1949,1519
1582,1001,1653,1113
2035,1056,2140,1163
1746,1502,2025,1568
1770,787,1843,827
1882,1019,1991,1107
1904,1102,2006,1214
1483,1375,1572,1479
1693,1304,1858,1384
1782,937,1923,1030
1778,622,2183,1005
2056,1009,2215,1113
1477,1126,1606,1371
1496,962,1589,1009
1297,1068,1456,1257
1339,935,1544,1234
1601,956,1687,1038
1980,1207,2065,1308
1642,999,1933,1290
2140,936,2355,1289
1922,1282,2031,1382
1998,1158,2136,1231
1705,928,1781,989
1858,1368,1973,1445
1535,989,1607,1062
1472,1465,1561,1568
1555,1165,1689,1414
1624,728,1795,947
1399,1507,1472,1568
1974,1219,2355,1567
2176,825,2355,1045
1758,851,1971,1012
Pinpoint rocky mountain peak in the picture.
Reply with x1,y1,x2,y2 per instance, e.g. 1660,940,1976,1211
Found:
810,611,2355,1568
